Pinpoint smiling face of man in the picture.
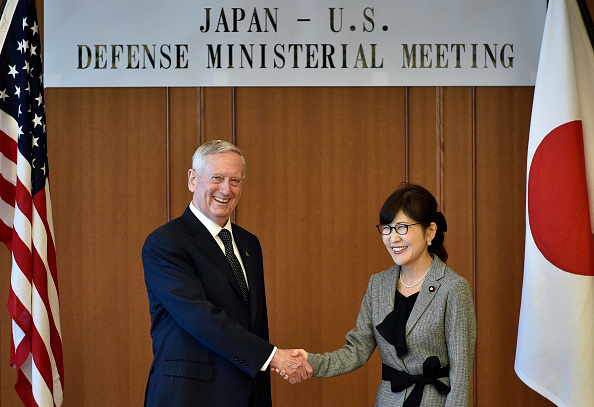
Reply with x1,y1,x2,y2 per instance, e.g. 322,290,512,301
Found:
188,151,245,227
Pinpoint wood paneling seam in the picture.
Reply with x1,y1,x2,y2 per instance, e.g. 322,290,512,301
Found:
471,86,478,407
232,87,237,224
199,87,204,145
436,87,444,209
232,87,237,145
166,87,171,222
405,87,410,183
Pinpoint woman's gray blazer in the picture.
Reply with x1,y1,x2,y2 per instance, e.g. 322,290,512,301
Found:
308,255,477,407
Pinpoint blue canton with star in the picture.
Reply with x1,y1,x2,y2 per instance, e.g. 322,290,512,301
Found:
1,0,49,197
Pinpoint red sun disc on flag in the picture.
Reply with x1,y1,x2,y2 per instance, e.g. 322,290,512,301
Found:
528,120,594,276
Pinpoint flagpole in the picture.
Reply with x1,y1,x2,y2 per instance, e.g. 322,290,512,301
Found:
576,0,594,50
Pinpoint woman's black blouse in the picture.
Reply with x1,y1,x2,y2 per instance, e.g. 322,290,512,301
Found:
376,289,419,357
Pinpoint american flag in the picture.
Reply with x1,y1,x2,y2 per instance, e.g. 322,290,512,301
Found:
0,0,64,406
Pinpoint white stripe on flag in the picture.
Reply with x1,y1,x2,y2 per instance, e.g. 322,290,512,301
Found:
44,184,56,244
32,205,49,270
0,152,17,185
16,150,32,192
31,356,53,407
0,198,15,229
10,258,31,314
0,109,19,143
13,202,31,250
12,319,26,351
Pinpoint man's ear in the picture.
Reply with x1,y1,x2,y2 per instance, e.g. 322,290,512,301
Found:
188,169,197,192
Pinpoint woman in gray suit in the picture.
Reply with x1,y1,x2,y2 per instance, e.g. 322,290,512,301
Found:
281,183,476,406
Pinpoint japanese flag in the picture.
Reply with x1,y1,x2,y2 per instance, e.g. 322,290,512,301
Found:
515,0,594,406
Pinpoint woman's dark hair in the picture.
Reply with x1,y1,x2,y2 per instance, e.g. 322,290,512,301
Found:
379,183,448,262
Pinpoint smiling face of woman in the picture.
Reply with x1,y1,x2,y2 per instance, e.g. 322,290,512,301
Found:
382,211,436,274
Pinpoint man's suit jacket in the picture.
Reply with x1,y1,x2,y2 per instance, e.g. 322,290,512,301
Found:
142,207,274,407
308,255,477,407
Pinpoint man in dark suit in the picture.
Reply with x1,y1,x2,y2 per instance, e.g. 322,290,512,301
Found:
142,140,311,406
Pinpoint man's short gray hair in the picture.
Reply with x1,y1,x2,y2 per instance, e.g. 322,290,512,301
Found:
192,140,245,177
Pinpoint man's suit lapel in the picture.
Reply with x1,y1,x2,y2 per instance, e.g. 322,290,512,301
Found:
180,208,246,304
405,259,446,337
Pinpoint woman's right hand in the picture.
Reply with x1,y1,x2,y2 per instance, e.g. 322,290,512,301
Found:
292,349,308,360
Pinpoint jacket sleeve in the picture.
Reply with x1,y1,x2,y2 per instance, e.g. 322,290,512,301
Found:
443,277,477,407
307,276,377,377
143,231,274,377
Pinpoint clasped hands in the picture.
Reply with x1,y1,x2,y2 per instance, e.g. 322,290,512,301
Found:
270,348,311,384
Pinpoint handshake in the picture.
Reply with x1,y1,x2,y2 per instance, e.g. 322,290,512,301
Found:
270,348,312,384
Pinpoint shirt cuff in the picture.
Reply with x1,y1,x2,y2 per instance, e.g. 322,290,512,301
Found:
261,346,277,371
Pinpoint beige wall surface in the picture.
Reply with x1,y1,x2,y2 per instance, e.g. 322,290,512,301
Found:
2,1,593,406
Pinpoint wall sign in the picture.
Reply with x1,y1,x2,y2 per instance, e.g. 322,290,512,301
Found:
44,0,547,87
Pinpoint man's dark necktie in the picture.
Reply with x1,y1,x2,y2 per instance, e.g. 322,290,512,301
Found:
218,229,249,306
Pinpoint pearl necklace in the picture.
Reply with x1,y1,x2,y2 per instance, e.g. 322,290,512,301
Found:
399,269,430,288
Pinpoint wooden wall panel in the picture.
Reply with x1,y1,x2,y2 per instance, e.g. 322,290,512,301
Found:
201,87,234,144
234,87,406,406
408,87,439,190
55,87,166,406
441,87,475,283
475,87,553,407
441,87,476,402
168,88,201,219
